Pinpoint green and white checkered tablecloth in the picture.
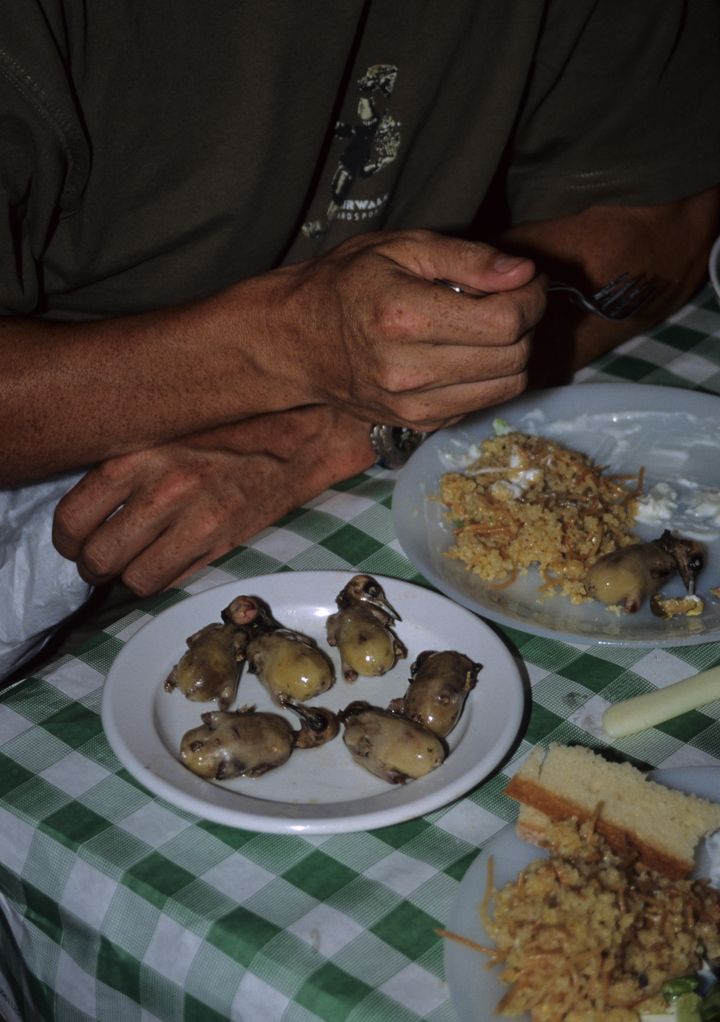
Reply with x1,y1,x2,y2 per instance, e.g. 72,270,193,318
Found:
2,286,720,1022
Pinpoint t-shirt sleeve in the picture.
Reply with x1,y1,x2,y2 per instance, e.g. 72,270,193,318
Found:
505,0,720,222
0,12,88,315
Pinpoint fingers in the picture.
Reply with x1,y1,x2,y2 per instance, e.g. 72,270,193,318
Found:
334,270,537,427
379,372,529,432
376,271,543,351
53,462,135,562
373,277,543,357
346,335,530,430
53,451,213,592
286,229,546,429
380,229,538,296
54,490,165,590
117,524,218,595
51,409,378,598
56,487,223,595
345,231,546,349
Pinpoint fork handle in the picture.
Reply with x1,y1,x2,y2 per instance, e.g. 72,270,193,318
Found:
433,277,488,297
437,277,571,298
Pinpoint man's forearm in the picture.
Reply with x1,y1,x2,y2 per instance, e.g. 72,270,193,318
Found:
0,230,544,486
498,185,720,387
0,273,306,486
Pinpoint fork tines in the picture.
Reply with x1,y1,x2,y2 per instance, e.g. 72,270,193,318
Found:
592,273,655,319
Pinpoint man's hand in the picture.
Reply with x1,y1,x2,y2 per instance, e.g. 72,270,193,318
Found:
496,186,720,386
271,230,546,431
52,406,375,596
1,229,544,485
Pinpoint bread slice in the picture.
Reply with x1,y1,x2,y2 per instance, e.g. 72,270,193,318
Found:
504,743,720,879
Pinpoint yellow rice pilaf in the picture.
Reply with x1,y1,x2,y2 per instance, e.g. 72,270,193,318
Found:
439,432,643,603
441,818,720,1022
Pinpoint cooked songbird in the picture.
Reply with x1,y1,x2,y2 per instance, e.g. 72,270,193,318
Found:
164,621,248,708
326,574,407,681
339,700,445,783
227,595,336,703
390,649,481,737
180,700,339,781
584,530,704,613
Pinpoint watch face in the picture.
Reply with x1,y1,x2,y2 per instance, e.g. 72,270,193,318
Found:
370,426,428,468
392,427,426,460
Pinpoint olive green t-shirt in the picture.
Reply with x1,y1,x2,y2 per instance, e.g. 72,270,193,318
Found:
1,0,718,319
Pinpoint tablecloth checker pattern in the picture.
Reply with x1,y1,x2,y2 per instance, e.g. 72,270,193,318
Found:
574,288,720,389
2,285,720,1022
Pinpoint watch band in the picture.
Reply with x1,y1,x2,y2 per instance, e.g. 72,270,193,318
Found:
369,425,429,469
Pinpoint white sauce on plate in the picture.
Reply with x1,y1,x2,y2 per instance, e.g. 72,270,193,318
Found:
637,481,720,540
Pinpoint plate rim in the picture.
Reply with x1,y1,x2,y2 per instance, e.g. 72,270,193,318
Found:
392,382,720,647
443,764,720,1022
709,234,720,305
101,570,526,835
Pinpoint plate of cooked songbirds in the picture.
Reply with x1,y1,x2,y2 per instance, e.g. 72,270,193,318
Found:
101,571,524,834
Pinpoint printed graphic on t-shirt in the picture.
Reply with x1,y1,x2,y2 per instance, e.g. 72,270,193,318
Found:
302,64,401,239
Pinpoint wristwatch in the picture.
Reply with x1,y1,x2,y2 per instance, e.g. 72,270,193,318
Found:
369,424,429,469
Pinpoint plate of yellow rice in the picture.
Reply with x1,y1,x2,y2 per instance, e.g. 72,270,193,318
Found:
392,384,720,645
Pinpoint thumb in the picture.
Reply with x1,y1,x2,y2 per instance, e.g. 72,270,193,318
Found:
489,252,537,289
459,247,537,294
423,236,537,294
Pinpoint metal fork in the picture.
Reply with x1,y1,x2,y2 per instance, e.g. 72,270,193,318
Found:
435,272,655,322
548,273,655,321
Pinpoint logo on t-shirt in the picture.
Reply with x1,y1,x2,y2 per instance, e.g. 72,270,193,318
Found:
302,64,401,239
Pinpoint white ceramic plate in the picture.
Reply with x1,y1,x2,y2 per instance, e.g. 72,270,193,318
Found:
444,766,720,1022
101,571,524,835
709,235,720,309
393,384,720,646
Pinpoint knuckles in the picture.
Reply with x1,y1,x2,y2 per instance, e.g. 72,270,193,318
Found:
490,301,524,341
148,467,205,507
484,297,536,342
120,567,159,598
186,504,233,544
506,335,532,373
76,541,118,582
52,501,82,546
493,371,528,406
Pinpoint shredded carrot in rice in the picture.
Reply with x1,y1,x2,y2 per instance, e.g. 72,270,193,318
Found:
439,817,720,1022
439,432,643,604
435,929,495,956
485,569,518,591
